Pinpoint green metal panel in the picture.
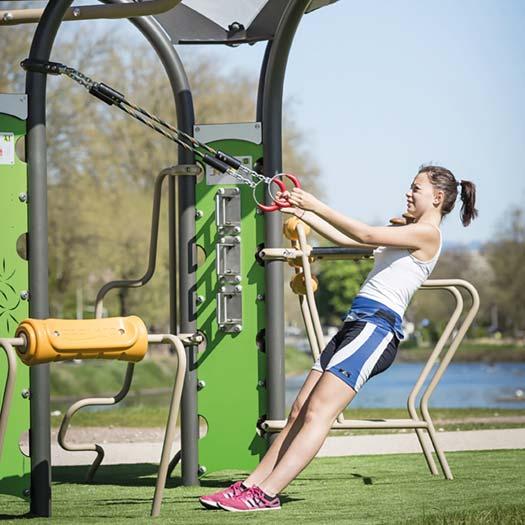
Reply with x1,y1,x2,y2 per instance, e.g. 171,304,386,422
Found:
195,124,268,474
0,103,30,500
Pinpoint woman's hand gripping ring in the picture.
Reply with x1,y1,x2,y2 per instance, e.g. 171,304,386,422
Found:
257,173,301,213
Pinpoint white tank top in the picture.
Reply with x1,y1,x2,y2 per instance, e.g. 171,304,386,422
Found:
357,227,442,318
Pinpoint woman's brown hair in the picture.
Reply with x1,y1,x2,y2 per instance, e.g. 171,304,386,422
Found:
418,165,478,226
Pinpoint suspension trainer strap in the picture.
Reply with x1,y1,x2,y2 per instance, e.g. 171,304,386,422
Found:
20,58,299,206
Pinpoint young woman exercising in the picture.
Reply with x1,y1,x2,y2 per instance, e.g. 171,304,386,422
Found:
200,165,478,512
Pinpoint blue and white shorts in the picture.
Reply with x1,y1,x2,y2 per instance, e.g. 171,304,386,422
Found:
312,319,400,393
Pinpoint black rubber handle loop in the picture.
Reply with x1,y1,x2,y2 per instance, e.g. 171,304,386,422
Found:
215,151,241,170
203,154,230,174
89,83,125,106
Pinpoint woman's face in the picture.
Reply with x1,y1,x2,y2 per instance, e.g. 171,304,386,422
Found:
405,172,440,218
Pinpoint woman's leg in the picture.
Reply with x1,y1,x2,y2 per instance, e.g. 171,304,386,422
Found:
243,369,322,487
257,371,356,496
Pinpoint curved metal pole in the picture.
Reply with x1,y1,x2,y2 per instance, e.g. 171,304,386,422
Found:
25,0,77,515
57,362,135,481
407,286,463,476
420,280,480,480
94,168,172,318
149,333,187,517
0,0,181,26
259,0,311,433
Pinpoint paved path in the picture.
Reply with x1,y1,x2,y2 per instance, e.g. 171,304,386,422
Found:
51,428,525,466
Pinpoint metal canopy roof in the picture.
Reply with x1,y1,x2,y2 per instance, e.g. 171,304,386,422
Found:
155,0,339,45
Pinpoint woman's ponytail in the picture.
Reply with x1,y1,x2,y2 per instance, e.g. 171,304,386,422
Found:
459,180,478,227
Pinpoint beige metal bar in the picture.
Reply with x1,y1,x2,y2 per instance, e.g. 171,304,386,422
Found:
406,285,463,476
56,329,201,482
260,246,369,262
263,418,429,431
57,362,135,481
296,225,325,351
419,280,480,480
150,333,186,518
298,295,320,360
260,247,308,261
0,0,182,26
0,338,24,460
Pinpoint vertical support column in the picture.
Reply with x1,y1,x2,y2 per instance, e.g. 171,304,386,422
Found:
25,0,75,516
176,99,199,485
101,0,198,486
258,0,311,432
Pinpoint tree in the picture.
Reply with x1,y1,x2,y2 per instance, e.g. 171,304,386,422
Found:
315,258,374,325
484,207,525,336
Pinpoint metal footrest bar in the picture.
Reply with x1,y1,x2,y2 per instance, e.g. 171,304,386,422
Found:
262,418,430,432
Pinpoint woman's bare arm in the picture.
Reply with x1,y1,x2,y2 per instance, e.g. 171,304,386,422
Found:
290,209,378,248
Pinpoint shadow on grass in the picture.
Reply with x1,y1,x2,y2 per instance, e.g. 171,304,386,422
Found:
52,464,251,490
0,512,34,520
51,464,303,507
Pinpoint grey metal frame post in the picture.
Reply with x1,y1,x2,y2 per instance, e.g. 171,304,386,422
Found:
26,0,76,515
258,0,311,435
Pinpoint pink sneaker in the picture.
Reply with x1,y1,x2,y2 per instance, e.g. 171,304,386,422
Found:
199,481,246,509
217,485,281,512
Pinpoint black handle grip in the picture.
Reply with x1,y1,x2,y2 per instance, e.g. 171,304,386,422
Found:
203,155,230,174
89,82,125,106
215,151,241,169
20,59,64,76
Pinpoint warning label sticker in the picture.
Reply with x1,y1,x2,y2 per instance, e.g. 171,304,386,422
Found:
0,132,15,165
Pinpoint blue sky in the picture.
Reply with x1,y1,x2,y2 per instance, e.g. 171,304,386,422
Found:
66,1,525,245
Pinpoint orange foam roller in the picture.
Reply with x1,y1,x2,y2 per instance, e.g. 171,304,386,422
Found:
283,216,311,241
15,316,149,365
290,272,318,295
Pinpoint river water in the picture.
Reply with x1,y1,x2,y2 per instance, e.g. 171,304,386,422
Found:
286,362,525,409
51,362,525,413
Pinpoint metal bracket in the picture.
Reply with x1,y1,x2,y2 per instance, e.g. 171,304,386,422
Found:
217,284,242,333
215,187,241,235
216,236,241,279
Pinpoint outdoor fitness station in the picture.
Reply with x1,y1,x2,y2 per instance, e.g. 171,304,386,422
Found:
0,0,479,518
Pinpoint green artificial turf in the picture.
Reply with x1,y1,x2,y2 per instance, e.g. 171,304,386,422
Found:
1,450,524,524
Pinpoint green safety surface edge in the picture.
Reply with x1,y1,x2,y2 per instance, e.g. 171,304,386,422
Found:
196,137,268,475
0,112,30,500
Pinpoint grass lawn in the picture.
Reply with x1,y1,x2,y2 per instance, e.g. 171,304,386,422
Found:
1,450,524,524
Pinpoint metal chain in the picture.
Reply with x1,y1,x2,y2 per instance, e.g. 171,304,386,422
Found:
64,67,95,90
